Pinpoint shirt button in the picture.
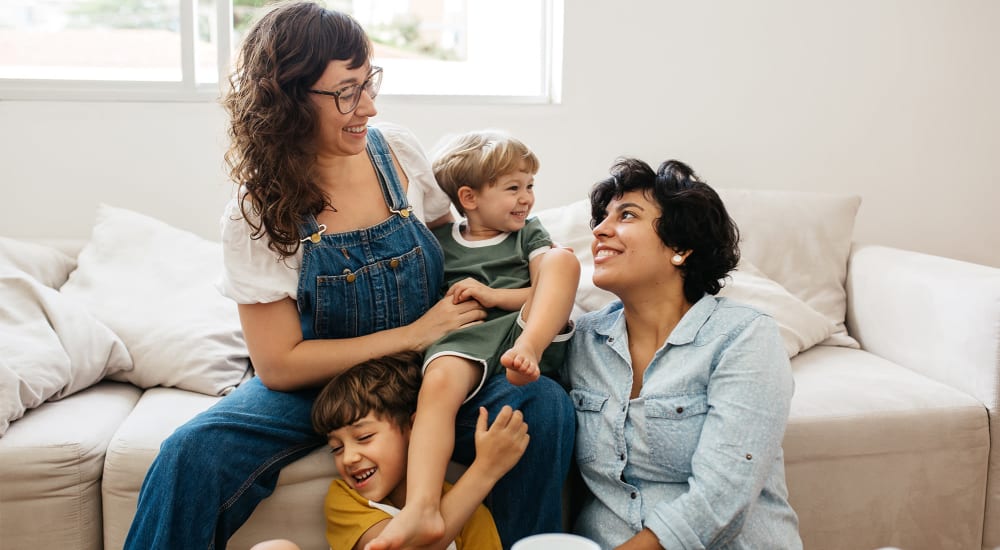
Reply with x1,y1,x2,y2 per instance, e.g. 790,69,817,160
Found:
607,336,614,343
630,492,637,499
675,406,684,414
389,259,400,269
619,453,625,461
745,453,753,460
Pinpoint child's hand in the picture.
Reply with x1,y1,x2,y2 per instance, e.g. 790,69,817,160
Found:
472,406,529,482
446,278,498,308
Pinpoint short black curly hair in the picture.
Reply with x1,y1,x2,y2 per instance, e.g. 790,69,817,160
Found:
589,158,740,304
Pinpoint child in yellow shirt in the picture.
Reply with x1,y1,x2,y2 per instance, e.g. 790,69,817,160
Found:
251,351,528,550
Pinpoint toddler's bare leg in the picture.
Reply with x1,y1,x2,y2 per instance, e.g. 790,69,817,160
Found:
502,248,580,385
366,356,481,550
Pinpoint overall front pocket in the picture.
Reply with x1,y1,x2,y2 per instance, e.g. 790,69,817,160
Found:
313,246,430,338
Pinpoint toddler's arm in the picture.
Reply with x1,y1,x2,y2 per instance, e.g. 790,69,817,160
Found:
447,278,530,310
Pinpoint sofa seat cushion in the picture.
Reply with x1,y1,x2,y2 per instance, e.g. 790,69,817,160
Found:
784,345,989,550
102,386,221,549
0,381,142,550
102,386,339,550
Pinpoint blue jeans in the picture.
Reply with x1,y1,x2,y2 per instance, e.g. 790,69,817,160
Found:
124,375,574,549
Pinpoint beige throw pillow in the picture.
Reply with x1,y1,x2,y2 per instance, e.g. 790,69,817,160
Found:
535,197,838,358
716,188,861,347
60,205,250,396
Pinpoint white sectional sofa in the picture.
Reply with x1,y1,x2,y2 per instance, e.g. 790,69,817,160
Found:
1,190,998,550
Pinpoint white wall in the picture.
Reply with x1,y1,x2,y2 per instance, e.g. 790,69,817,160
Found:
2,0,998,267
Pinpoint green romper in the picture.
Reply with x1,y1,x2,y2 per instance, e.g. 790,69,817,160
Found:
424,218,574,396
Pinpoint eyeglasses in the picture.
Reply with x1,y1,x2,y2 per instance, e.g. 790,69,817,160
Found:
309,66,383,114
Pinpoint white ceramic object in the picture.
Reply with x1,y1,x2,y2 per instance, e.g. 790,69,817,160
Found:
511,533,601,550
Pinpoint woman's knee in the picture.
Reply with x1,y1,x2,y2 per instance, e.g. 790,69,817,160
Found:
520,377,575,435
155,418,229,471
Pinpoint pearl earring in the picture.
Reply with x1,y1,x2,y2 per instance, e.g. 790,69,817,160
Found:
672,254,684,265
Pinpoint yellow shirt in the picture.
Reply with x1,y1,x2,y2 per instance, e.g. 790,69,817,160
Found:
325,479,502,550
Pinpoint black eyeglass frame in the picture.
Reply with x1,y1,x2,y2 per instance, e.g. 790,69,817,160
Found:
309,66,383,114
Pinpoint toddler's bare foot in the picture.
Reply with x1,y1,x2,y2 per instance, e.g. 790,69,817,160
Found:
364,505,444,550
505,368,536,386
501,341,541,386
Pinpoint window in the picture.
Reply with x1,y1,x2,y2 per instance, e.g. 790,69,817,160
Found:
0,0,561,102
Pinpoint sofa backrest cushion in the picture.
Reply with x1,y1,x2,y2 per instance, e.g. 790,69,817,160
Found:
0,237,77,289
534,188,859,356
0,268,133,436
60,204,250,396
716,189,861,347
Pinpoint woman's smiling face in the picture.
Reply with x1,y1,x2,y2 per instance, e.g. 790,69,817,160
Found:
309,60,378,158
590,190,677,296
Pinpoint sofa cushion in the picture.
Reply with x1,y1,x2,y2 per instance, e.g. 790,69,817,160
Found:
715,189,861,347
534,199,834,357
102,387,338,550
0,382,142,550
719,260,834,358
102,387,220,549
0,268,133,435
785,345,989,550
0,236,77,288
60,204,251,396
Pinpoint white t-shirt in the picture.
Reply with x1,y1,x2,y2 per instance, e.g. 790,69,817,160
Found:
217,122,452,304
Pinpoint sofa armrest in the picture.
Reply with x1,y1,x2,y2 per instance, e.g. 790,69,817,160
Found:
846,243,1000,410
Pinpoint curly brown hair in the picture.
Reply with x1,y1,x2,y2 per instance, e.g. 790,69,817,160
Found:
223,1,371,258
311,351,424,436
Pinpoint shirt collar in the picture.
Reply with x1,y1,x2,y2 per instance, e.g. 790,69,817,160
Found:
594,294,717,347
666,294,717,345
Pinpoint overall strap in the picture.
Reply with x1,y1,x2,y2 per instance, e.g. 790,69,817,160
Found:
366,126,412,217
297,212,327,243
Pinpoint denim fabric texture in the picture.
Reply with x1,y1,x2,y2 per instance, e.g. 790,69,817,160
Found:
124,127,574,549
565,294,802,550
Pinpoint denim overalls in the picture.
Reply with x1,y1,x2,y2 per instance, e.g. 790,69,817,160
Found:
125,127,574,550
297,127,444,340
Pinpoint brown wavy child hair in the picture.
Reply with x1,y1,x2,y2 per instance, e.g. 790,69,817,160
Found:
311,351,424,436
432,130,540,217
223,1,371,258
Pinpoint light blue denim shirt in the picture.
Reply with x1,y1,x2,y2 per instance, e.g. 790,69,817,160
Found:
564,294,802,550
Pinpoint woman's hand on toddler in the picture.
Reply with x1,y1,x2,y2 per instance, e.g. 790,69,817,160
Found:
409,295,486,350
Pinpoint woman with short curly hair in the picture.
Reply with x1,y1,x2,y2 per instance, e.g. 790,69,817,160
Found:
566,158,803,549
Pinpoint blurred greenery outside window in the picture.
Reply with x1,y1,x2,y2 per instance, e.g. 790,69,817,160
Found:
0,0,556,101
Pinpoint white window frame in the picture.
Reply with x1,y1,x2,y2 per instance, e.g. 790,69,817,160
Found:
0,0,562,104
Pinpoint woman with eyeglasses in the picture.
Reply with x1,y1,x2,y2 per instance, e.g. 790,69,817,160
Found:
123,2,574,549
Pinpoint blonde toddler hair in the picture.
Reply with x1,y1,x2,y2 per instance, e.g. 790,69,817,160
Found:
432,130,540,216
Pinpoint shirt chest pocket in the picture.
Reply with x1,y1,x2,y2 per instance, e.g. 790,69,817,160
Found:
644,393,709,477
570,388,610,465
